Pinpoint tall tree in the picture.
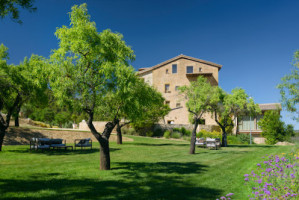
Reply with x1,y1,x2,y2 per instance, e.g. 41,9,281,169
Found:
0,44,47,151
277,51,299,122
0,0,36,24
179,76,219,154
210,88,260,147
49,4,135,170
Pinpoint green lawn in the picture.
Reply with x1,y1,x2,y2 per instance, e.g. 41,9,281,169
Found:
0,136,296,200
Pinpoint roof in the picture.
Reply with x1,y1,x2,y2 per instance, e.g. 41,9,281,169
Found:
138,54,222,75
259,103,282,111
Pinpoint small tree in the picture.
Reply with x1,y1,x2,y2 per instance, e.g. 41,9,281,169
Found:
258,110,295,144
277,51,299,122
0,45,47,151
179,76,219,154
49,4,135,170
210,88,260,147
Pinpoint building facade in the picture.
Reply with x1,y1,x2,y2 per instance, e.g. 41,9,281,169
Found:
138,54,222,126
138,54,281,136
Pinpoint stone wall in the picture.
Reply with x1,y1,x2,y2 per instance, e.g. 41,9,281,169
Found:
4,127,132,145
79,121,117,133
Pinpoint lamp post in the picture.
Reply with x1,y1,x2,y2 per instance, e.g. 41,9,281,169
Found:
249,97,252,145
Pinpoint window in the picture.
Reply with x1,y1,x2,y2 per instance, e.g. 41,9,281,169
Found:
176,103,181,107
172,64,177,74
167,120,174,124
166,69,169,74
199,67,202,72
165,101,170,106
186,66,193,73
165,84,170,93
238,116,254,131
175,86,180,91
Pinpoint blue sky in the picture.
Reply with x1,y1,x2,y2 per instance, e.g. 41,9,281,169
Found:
0,0,298,129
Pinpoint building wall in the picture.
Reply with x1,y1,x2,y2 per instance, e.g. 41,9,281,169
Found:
140,58,220,125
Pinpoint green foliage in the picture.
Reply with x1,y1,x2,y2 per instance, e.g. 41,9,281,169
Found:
171,131,181,139
277,51,299,122
0,0,36,24
196,129,222,139
163,130,171,139
258,110,295,144
219,117,234,134
179,76,219,122
146,131,154,137
238,134,253,144
153,128,164,137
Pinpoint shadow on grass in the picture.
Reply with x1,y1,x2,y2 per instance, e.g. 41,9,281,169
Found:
7,148,120,155
0,162,221,200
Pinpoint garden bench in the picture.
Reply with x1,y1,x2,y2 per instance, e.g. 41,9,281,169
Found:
206,138,221,150
195,138,206,148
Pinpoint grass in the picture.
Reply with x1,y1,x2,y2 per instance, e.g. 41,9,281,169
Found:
0,136,296,200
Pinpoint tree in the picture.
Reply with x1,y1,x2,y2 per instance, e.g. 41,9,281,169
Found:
0,44,47,151
49,4,135,170
210,88,260,147
277,51,299,122
258,110,295,144
117,79,169,144
179,76,219,154
0,0,36,24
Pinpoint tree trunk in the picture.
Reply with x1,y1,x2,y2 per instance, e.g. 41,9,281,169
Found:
0,128,6,152
189,118,199,154
221,127,228,147
86,111,118,170
116,122,122,144
13,105,21,127
99,138,110,170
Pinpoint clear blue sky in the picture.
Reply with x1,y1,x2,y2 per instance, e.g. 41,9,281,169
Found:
1,0,298,129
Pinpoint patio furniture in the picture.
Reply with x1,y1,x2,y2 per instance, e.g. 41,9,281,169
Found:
206,138,221,150
74,138,92,150
30,138,67,150
195,138,206,148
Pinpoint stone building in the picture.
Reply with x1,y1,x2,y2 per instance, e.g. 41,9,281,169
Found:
138,54,282,135
138,54,222,126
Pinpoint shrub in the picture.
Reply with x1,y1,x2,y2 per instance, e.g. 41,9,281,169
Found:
258,110,295,144
163,130,171,139
146,131,154,137
238,133,253,144
171,131,181,139
182,135,191,141
180,127,187,135
184,129,191,136
227,135,241,145
197,129,222,139
153,128,164,137
173,128,180,132
123,127,136,135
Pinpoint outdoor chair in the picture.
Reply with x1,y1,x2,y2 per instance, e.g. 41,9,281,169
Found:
74,138,92,150
195,138,206,148
30,138,66,150
206,138,220,150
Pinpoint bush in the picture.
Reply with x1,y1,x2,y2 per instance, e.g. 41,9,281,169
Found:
163,131,171,139
182,135,191,141
238,134,253,144
146,131,154,137
153,128,164,137
196,129,222,139
173,128,181,132
180,127,187,135
123,127,136,135
258,110,295,144
171,131,181,139
227,135,241,145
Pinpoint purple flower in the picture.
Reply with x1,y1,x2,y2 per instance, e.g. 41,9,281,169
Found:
226,193,234,197
258,179,263,184
272,187,277,191
245,178,249,181
244,174,249,177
